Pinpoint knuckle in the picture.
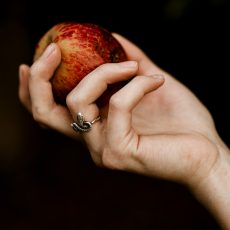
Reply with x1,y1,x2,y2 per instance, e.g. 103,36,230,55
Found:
30,62,49,80
30,63,41,77
66,93,76,108
31,105,47,124
66,92,85,109
109,94,124,111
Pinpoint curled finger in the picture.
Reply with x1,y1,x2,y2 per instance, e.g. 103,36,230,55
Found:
66,61,138,164
102,74,165,169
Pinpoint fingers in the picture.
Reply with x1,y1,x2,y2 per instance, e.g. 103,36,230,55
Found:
66,60,138,123
24,43,79,138
67,61,138,106
107,74,165,145
66,60,164,166
66,61,139,164
18,64,31,112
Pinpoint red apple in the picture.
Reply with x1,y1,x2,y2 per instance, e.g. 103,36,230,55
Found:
33,22,128,107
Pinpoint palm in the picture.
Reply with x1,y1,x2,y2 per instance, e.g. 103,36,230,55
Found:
132,70,214,137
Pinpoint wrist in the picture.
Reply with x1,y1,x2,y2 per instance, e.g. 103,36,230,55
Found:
191,142,230,229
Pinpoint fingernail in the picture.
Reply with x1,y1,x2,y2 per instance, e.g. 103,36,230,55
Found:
119,61,138,68
43,43,56,58
151,74,164,80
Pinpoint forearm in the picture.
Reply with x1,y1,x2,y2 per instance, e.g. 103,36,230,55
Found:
192,142,230,229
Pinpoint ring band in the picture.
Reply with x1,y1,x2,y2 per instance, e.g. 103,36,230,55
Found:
71,112,100,133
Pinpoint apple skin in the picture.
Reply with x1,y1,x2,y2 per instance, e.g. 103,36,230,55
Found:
33,22,128,107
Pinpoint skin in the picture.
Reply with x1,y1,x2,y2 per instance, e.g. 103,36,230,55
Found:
33,22,128,106
18,34,230,229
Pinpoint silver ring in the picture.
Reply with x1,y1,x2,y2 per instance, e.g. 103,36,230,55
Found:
71,112,100,133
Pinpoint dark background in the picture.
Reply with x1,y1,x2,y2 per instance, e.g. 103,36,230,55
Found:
0,0,229,229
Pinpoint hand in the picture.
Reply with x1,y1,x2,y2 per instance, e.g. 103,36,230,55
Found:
19,34,230,228
19,34,224,185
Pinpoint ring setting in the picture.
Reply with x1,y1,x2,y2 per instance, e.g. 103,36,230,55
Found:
71,112,100,133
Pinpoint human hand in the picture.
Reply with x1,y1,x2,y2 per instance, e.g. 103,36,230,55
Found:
18,34,227,187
